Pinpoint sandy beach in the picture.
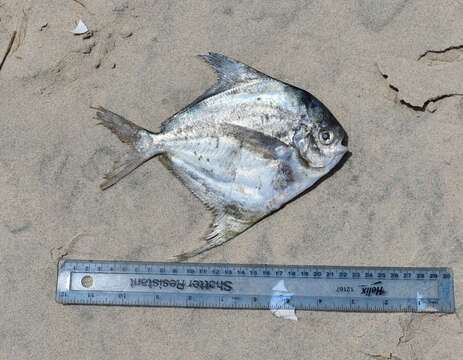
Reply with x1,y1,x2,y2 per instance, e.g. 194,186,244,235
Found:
1,1,462,359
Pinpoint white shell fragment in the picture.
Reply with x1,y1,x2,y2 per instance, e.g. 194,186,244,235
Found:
270,280,297,321
72,20,88,35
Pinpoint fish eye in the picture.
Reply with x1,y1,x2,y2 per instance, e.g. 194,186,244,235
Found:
319,130,334,145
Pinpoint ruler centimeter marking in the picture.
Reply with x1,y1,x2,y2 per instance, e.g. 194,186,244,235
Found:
56,260,454,313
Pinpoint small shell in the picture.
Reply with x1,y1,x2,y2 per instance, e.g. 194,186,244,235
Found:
72,20,88,35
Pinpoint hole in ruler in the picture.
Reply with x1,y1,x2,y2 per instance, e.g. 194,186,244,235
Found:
81,275,93,288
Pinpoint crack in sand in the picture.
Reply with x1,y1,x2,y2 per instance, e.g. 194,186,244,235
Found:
418,44,463,61
377,58,463,112
396,312,453,348
51,232,92,268
0,30,16,71
362,352,402,360
13,8,30,53
71,0,87,8
399,93,463,112
397,316,413,346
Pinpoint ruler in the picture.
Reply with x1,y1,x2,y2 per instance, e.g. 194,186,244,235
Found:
56,260,454,313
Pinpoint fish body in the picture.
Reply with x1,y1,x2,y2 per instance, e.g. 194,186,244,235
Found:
95,53,348,260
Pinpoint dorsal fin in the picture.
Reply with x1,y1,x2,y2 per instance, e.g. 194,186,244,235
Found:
199,52,268,90
161,53,269,132
188,52,269,106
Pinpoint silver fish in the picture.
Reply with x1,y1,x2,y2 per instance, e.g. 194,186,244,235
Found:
94,52,348,260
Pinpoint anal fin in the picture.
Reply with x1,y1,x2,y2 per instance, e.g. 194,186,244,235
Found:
205,212,248,243
160,152,267,261
174,213,252,261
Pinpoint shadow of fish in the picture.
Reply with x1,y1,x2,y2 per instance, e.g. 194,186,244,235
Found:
94,52,348,260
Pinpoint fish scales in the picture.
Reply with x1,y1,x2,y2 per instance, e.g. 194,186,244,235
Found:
94,52,348,260
165,80,305,144
163,124,305,209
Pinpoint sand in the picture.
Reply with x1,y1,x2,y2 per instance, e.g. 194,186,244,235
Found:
1,0,462,359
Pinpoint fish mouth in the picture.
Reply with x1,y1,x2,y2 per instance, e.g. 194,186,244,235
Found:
341,135,348,147
336,133,348,157
335,144,348,157
328,144,348,169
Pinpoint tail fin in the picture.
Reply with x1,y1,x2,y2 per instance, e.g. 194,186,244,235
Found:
93,106,161,190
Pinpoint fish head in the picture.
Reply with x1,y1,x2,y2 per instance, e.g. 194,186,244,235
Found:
293,100,347,170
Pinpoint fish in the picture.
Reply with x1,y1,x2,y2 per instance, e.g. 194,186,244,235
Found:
94,52,348,260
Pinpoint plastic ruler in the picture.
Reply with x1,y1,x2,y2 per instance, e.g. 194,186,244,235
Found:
56,260,454,313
